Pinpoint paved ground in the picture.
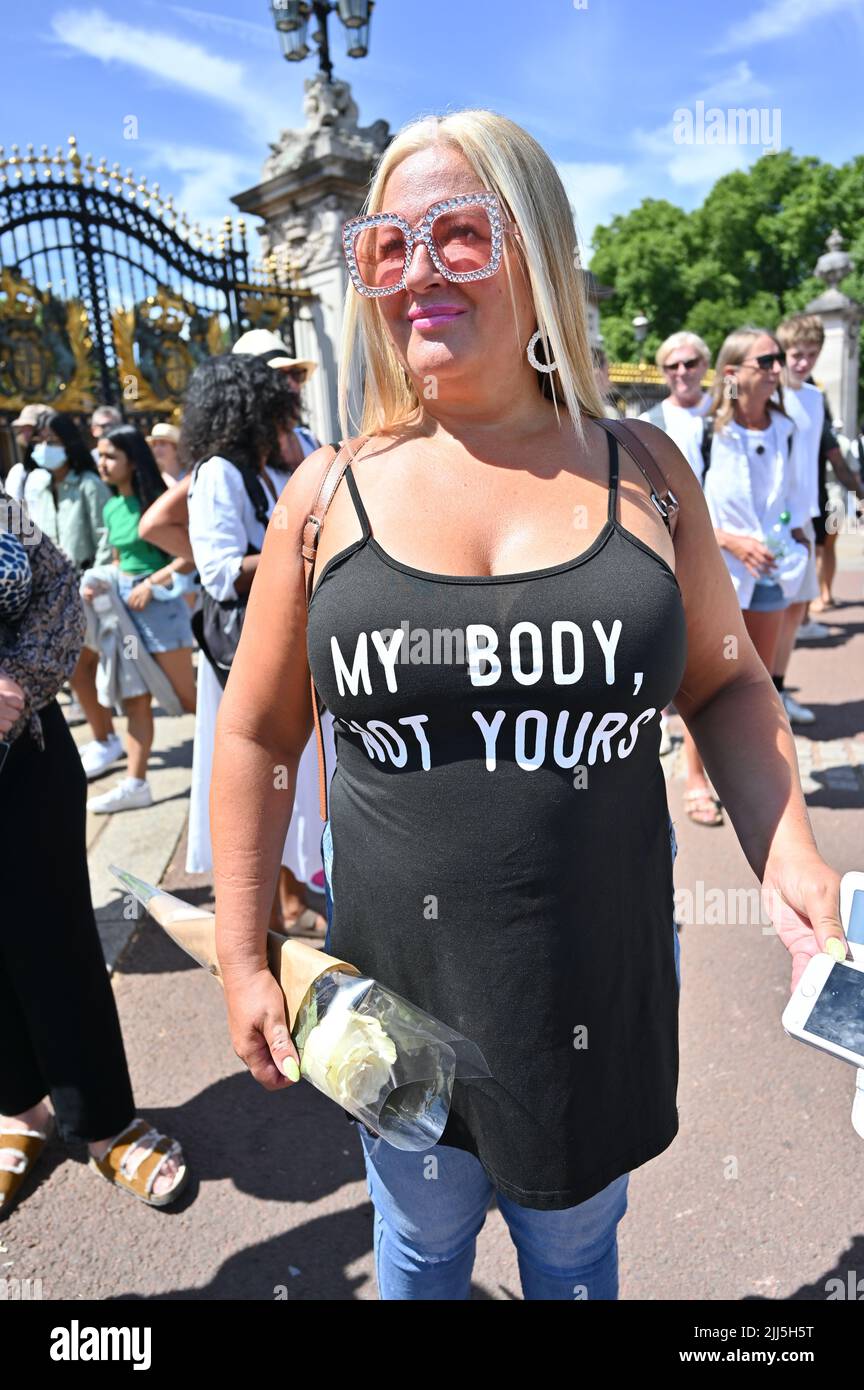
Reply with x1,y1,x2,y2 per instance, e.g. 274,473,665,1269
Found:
2,543,862,1300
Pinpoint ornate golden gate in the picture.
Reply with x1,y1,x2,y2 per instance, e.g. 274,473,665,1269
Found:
0,136,310,433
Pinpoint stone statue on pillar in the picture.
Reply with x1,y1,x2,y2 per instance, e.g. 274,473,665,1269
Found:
806,229,862,436
233,76,391,445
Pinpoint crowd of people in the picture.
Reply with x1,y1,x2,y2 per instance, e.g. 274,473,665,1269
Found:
595,317,864,827
0,328,332,1215
0,105,861,1298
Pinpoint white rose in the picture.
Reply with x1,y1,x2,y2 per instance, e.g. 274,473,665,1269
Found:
300,1007,397,1109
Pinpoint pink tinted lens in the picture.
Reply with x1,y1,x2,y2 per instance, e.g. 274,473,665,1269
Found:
432,207,494,274
354,223,407,288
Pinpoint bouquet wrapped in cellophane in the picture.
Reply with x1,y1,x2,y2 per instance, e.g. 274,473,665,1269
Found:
110,867,491,1151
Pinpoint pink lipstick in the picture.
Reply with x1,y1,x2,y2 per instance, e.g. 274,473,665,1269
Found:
408,303,466,329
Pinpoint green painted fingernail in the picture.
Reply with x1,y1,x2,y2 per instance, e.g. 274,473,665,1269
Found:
825,938,847,962
282,1056,300,1082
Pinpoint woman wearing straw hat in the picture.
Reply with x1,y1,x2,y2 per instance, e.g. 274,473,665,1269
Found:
231,330,320,468
209,110,845,1301
145,422,186,486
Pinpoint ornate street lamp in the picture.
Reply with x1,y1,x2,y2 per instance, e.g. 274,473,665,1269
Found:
269,0,374,79
632,311,649,346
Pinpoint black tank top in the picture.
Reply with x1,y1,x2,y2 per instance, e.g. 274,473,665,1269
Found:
306,430,688,1210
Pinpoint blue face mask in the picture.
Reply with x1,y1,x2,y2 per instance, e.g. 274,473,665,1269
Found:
32,442,67,472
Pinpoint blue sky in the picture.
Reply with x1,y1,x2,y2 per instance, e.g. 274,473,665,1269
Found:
4,0,864,253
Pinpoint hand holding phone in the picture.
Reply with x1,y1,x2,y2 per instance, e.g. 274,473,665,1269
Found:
782,954,864,1068
782,875,864,1068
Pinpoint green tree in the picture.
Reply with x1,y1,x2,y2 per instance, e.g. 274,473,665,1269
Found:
589,151,864,421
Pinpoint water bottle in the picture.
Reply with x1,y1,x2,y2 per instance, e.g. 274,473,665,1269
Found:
767,509,792,562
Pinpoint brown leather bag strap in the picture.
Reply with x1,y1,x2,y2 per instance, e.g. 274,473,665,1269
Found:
302,434,370,822
594,417,680,538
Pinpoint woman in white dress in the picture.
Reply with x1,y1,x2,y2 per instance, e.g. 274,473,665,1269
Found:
182,355,335,930
702,326,811,672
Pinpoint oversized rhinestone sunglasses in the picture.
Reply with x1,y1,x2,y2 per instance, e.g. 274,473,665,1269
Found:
342,192,514,297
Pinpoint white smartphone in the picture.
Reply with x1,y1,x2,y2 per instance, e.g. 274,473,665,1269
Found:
839,872,864,964
782,953,864,1068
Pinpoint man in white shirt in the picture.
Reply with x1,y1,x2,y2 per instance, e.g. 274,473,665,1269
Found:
772,314,844,722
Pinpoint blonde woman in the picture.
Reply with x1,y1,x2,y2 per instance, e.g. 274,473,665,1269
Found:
702,327,812,675
209,112,845,1301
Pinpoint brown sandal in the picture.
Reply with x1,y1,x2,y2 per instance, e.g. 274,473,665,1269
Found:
0,1119,55,1216
88,1117,187,1208
683,787,724,826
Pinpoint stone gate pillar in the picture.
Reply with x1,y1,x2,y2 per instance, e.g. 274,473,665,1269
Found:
232,76,390,445
806,229,862,435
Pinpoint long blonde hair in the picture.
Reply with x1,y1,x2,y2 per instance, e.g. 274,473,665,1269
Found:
708,326,787,432
337,109,605,441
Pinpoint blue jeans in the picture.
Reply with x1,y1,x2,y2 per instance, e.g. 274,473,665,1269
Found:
321,817,334,954
357,1124,628,1300
318,814,679,1300
670,813,681,988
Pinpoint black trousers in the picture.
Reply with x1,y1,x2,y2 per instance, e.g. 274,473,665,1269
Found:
0,700,135,1142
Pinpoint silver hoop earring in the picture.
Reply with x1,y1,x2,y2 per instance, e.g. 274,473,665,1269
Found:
527,329,557,373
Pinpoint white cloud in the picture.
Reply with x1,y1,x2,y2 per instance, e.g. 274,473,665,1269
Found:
634,120,752,188
697,60,772,105
166,5,275,50
665,142,750,187
556,163,631,254
714,0,862,52
51,7,291,139
633,59,779,192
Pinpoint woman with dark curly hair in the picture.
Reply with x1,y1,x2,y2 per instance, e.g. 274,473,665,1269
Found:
184,354,334,933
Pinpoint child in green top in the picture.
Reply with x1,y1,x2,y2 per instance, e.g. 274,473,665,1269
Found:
102,493,170,575
83,427,197,814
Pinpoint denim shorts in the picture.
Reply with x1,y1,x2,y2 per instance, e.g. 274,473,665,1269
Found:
118,571,195,654
746,579,787,613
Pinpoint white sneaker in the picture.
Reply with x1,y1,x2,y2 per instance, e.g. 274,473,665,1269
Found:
87,777,153,814
796,621,831,641
65,698,86,726
783,692,816,725
80,734,124,780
